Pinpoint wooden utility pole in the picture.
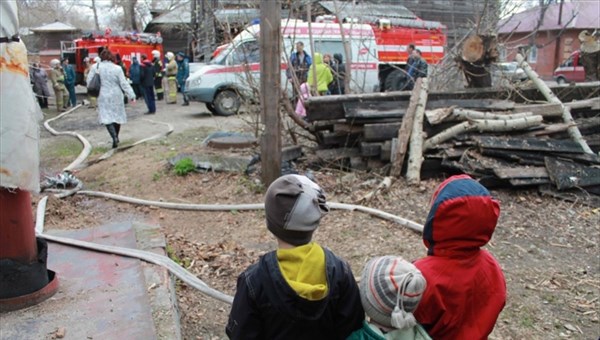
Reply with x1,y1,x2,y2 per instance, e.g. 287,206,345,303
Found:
260,0,282,186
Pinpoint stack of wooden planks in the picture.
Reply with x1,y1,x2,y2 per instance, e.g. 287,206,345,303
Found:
304,81,600,197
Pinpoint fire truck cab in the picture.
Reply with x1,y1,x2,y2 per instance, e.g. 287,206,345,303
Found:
61,30,164,85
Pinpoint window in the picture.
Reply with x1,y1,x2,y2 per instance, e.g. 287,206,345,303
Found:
230,41,260,65
528,45,538,63
313,40,345,58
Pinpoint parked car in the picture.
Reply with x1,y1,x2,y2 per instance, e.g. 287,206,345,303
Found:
553,50,585,84
492,62,528,84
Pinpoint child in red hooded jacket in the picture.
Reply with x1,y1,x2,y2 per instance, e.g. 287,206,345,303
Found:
413,174,506,339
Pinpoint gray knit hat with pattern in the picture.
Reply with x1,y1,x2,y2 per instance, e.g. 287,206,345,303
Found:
264,175,329,246
360,256,427,329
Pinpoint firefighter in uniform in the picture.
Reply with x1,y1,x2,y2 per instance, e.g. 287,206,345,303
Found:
49,59,68,112
151,50,164,101
165,51,178,104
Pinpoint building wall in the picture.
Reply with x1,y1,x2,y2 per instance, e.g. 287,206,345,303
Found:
500,30,581,79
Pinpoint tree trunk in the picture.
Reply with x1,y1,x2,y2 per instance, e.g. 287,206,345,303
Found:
91,0,100,31
391,78,422,177
458,35,498,88
260,0,282,186
516,53,593,154
128,0,138,31
423,115,544,150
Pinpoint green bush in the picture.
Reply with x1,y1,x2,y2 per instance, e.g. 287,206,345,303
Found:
173,158,196,176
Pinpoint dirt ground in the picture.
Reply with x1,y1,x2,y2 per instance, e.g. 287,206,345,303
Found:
37,96,599,339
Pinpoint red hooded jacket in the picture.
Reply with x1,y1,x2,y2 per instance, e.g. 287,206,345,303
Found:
414,175,506,339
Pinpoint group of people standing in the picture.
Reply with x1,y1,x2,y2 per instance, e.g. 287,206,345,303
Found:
81,49,190,148
288,41,347,117
226,174,506,340
30,57,77,112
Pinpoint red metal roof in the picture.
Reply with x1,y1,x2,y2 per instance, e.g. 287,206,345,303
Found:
498,1,599,34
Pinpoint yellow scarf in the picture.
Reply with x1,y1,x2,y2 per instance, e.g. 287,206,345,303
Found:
277,242,328,301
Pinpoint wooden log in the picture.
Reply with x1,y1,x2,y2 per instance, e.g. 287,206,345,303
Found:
474,136,585,154
334,123,364,134
427,99,515,111
425,106,454,125
363,123,402,141
458,35,498,88
545,157,600,190
391,79,423,177
305,83,599,121
461,35,485,63
524,123,575,137
516,53,593,154
344,101,408,119
315,147,360,161
380,140,393,161
564,97,600,110
406,78,429,184
424,115,544,151
513,103,563,117
282,145,303,162
318,131,361,146
439,108,534,123
360,142,382,157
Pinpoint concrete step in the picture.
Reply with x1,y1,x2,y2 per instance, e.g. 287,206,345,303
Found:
0,222,181,340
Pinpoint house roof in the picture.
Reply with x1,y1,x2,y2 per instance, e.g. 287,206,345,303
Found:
318,1,417,21
498,1,600,34
31,21,79,33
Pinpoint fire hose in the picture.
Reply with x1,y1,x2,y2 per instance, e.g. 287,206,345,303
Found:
41,104,425,305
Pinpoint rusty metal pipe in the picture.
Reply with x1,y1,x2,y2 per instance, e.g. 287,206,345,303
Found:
0,188,37,263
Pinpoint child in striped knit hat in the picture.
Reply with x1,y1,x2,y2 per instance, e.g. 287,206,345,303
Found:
348,256,431,340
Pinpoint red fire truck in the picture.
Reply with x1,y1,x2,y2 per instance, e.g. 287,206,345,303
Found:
318,15,446,91
61,29,164,84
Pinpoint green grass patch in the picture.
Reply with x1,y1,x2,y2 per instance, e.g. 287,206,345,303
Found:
173,158,196,176
42,138,83,159
91,145,111,155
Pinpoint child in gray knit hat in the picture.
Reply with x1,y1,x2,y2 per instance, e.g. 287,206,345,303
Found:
226,174,364,339
348,256,431,340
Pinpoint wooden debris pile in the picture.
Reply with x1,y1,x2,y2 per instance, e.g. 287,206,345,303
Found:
304,69,600,198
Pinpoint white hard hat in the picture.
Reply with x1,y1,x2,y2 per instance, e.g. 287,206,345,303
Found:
50,59,60,67
152,50,160,58
165,51,174,60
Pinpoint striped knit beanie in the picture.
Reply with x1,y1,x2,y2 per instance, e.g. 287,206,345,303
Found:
360,256,427,329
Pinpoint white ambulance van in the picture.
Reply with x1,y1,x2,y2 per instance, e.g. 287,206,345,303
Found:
185,20,378,116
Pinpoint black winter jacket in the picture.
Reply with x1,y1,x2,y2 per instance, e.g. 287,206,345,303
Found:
140,60,155,87
226,247,364,340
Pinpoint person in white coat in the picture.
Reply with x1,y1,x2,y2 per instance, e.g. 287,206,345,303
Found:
87,49,135,148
